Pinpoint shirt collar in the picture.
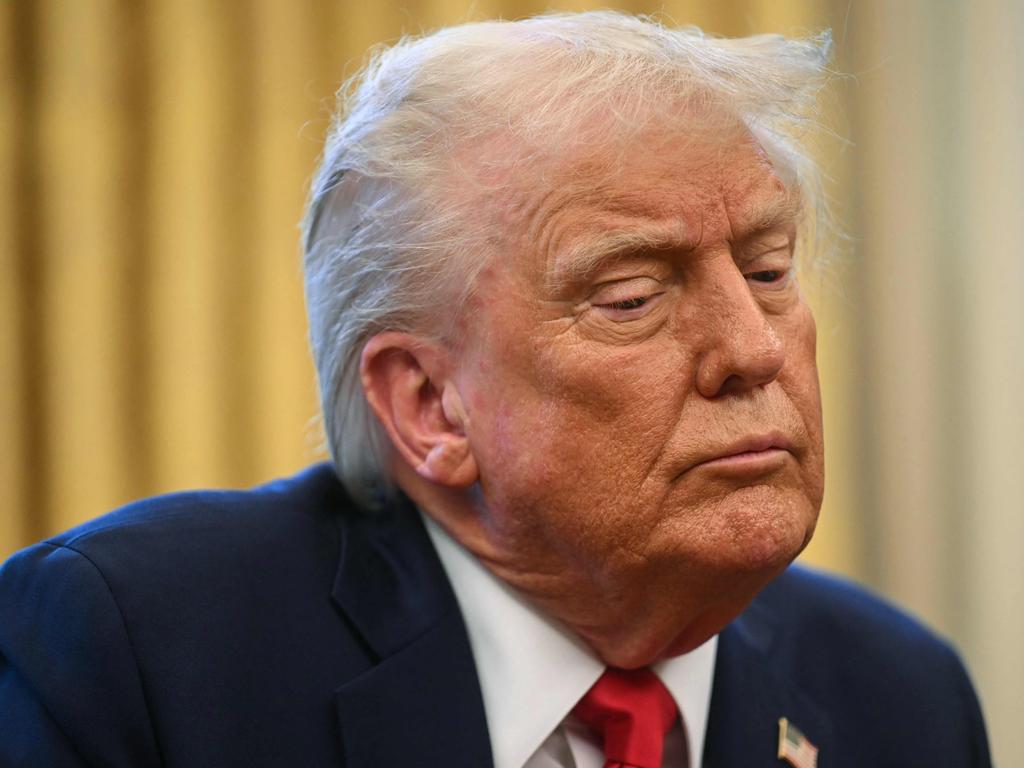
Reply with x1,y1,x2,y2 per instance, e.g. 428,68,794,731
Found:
423,513,718,768
653,632,718,766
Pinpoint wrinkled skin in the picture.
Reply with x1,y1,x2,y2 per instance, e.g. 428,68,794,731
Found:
388,120,825,668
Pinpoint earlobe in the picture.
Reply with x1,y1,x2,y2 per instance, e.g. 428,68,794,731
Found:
360,332,479,489
419,435,477,487
419,384,477,486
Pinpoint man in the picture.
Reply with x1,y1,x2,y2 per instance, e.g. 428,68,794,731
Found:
0,12,990,768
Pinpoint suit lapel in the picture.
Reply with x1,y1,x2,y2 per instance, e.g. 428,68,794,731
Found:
334,606,492,767
703,597,834,768
330,496,493,768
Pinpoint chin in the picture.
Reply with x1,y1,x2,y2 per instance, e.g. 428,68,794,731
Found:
694,488,819,576
735,524,811,574
651,515,816,660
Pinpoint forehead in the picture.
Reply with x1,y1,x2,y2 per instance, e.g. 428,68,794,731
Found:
491,120,797,283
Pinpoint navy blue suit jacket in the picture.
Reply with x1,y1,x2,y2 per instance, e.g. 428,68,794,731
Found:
0,464,991,766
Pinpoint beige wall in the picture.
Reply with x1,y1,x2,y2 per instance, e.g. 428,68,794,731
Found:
849,1,1024,762
0,1,1018,763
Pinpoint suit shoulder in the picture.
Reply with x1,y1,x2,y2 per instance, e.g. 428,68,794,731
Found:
28,463,350,570
715,569,991,764
0,463,374,767
750,565,985,722
0,463,355,626
758,564,952,656
732,568,992,764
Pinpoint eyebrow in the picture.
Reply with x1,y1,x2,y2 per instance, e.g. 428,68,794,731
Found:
549,189,802,288
550,225,694,288
737,187,804,240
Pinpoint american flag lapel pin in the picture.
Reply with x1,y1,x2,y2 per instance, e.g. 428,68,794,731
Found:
777,717,818,768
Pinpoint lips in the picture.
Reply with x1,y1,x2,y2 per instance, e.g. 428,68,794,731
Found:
687,432,795,474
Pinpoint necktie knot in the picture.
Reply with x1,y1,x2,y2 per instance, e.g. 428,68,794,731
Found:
573,667,679,768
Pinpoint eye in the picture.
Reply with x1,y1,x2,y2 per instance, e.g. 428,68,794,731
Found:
608,296,650,310
746,267,793,288
590,276,665,320
740,238,795,289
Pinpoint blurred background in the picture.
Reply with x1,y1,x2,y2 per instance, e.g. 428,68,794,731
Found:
1,0,1020,763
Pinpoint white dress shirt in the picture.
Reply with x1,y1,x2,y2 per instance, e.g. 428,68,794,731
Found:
423,514,717,768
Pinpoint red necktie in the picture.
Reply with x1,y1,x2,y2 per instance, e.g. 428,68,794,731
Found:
572,667,679,768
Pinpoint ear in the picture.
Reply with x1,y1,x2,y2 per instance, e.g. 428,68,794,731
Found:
360,332,478,488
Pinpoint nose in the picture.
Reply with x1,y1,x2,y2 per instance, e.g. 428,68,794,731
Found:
693,266,786,399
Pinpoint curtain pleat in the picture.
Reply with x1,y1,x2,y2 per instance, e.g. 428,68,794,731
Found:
249,0,325,479
0,1,29,549
36,0,137,531
146,0,241,492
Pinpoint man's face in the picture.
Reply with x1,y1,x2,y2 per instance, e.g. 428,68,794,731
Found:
448,121,824,667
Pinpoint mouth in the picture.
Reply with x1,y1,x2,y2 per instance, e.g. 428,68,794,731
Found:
688,432,795,476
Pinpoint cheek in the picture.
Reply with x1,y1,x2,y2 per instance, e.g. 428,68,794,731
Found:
536,338,685,419
465,338,690,523
779,305,825,500
528,342,689,487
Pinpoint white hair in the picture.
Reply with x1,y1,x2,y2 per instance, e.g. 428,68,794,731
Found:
302,11,832,509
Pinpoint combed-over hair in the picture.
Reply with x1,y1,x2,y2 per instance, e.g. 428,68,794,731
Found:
302,11,832,509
